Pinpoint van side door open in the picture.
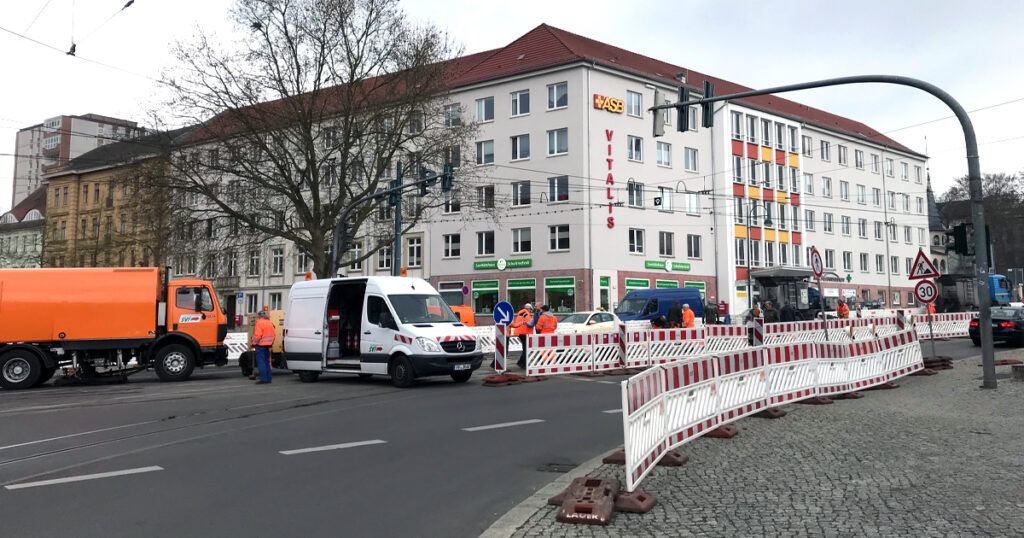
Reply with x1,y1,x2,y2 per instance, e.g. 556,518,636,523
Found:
362,295,395,373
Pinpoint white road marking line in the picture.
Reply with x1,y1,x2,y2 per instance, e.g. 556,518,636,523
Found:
0,420,161,451
597,380,618,385
280,439,386,455
5,466,163,490
602,408,622,414
462,419,545,432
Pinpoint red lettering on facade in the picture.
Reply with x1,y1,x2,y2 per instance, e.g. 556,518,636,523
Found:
606,173,614,185
606,187,614,200
607,216,615,228
606,129,613,141
606,158,614,170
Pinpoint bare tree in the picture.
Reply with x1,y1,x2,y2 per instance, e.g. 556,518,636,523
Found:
160,0,478,277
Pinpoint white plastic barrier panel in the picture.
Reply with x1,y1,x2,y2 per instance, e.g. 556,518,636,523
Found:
715,348,768,425
763,320,826,345
471,326,496,354
662,356,720,454
816,341,851,397
705,324,749,353
844,339,886,391
624,329,650,369
625,320,651,332
917,312,975,339
879,329,923,379
872,316,900,338
224,333,248,361
555,322,576,334
525,333,593,376
647,329,704,365
764,342,819,406
622,366,668,493
592,331,626,373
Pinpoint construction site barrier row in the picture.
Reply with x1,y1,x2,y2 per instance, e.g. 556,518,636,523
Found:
620,328,923,492
915,312,974,339
224,333,248,361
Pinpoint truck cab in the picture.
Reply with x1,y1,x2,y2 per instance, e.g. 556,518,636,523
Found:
284,276,483,387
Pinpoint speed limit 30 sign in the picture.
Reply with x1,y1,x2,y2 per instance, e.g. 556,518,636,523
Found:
914,279,937,304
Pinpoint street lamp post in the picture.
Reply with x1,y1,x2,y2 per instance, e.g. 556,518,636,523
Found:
746,200,773,316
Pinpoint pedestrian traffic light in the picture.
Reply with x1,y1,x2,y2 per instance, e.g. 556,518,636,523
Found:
441,163,454,192
701,80,715,128
677,87,691,132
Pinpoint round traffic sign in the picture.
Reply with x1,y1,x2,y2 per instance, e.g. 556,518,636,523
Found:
915,279,937,304
810,248,823,279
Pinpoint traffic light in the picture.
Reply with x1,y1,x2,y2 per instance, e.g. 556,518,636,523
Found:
653,89,669,137
701,80,715,128
950,223,968,255
677,87,691,132
388,178,400,206
441,163,454,192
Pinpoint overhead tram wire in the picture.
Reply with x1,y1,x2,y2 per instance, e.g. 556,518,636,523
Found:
23,0,55,34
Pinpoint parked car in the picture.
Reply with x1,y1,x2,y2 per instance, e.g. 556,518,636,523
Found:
969,306,1024,346
559,311,622,333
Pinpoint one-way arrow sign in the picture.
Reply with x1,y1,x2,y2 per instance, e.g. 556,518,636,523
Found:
909,248,940,280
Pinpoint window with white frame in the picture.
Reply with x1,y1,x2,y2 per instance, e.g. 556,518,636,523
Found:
839,180,849,200
512,227,531,254
761,119,772,146
734,197,745,224
905,257,913,274
872,187,881,206
805,209,815,231
350,243,363,270
511,181,530,207
747,115,758,143
377,246,392,270
902,194,911,212
841,216,851,235
822,177,832,198
777,164,786,190
548,175,569,202
511,90,530,116
547,128,568,155
271,247,284,275
549,224,569,251
823,212,833,233
793,245,801,266
749,158,760,185
407,237,422,267
904,226,912,243
444,192,461,213
626,91,642,117
248,250,260,276
763,162,773,187
684,192,699,214
803,173,813,194
751,240,761,266
858,218,867,238
628,228,645,253
733,155,743,182
789,126,799,152
476,140,494,164
659,231,674,257
885,158,894,177
766,241,775,267
657,142,672,166
918,228,926,245
511,134,530,160
875,254,884,273
763,201,773,228
684,147,698,172
731,112,743,140
825,249,835,269
443,103,462,127
855,149,864,169
269,292,282,311
914,165,922,183
792,206,800,231
476,231,494,256
687,234,701,259
547,82,568,109
916,196,923,214
476,97,494,122
820,140,831,161
477,185,494,209
246,294,259,314
780,242,788,265
802,135,812,157
775,122,786,150
900,162,909,181
842,251,852,271
627,136,643,161
874,221,883,239
890,255,899,274
837,145,848,165
856,184,866,204
790,168,799,193
628,181,644,207
443,234,460,257
888,224,897,242
659,186,674,211
859,253,869,272
887,191,896,209
735,238,746,265
777,203,787,229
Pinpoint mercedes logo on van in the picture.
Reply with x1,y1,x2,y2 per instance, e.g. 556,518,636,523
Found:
455,341,465,352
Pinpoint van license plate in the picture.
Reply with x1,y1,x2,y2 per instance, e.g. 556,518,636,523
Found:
453,363,471,371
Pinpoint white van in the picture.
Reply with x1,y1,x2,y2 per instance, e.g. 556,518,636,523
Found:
283,276,483,387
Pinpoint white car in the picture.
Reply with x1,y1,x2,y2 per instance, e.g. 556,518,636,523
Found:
559,311,622,334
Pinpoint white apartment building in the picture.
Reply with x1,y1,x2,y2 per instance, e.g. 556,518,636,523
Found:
0,187,46,268
11,114,142,207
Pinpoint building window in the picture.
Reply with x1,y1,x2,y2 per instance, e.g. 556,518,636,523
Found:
803,173,813,194
476,231,495,256
805,209,815,231
884,158,894,177
791,206,800,231
905,257,913,275
914,166,922,183
825,249,835,270
511,181,530,207
916,196,924,214
686,234,701,259
775,122,786,150
267,292,281,311
512,227,531,254
444,192,461,213
855,149,864,169
820,141,831,161
904,226,913,243
788,126,798,153
271,247,284,275
627,136,643,161
801,135,812,157
549,224,570,251
859,253,869,272
792,245,801,266
547,128,568,155
510,90,530,116
547,82,568,109
684,147,698,172
822,177,832,198
918,228,926,245
628,228,645,254
747,115,758,143
888,191,896,209
659,186,674,211
872,187,881,206
751,240,761,266
476,97,494,122
902,194,911,212
248,250,260,276
627,181,644,207
870,154,880,173
659,231,674,257
890,255,899,274
734,197,745,224
823,213,833,233
296,252,308,274
839,180,849,201
443,103,462,127
900,162,909,181
626,91,642,117
510,134,530,160
761,118,772,146
735,238,746,265
246,294,259,314
780,242,789,265
407,237,422,268
837,145,848,165
548,175,569,202
657,142,672,166
684,192,700,214
842,251,852,271
749,159,760,185
475,140,494,165
858,218,867,238
477,185,494,209
841,216,851,236
377,246,392,270
763,202,773,228
443,234,460,258
733,155,744,183
731,112,743,140
856,184,866,204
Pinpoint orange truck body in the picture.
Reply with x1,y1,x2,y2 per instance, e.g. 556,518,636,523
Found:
0,267,228,390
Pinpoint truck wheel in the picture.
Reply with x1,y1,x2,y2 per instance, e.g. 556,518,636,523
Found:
451,370,472,383
390,356,415,388
298,371,320,383
0,350,43,390
154,344,196,382
239,353,254,377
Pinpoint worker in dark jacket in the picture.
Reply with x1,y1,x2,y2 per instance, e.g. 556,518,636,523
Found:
763,300,780,323
703,299,719,325
667,301,683,328
780,302,801,322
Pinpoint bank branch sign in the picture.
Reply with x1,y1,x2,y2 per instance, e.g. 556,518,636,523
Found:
644,260,691,272
473,258,532,271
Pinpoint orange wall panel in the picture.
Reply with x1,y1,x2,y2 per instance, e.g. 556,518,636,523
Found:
748,186,760,199
775,150,786,164
750,227,762,240
765,229,777,242
788,153,799,167
732,140,744,156
760,146,774,162
792,232,802,245
747,143,758,159
733,183,747,196
779,231,790,243
790,193,801,206
734,225,748,239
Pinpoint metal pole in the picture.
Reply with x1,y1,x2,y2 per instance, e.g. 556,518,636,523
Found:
818,277,828,341
650,74,995,389
928,312,936,358
392,162,403,277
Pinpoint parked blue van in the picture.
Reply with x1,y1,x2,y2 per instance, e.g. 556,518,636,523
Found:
614,288,705,322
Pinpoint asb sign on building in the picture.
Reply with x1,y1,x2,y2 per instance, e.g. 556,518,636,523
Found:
593,94,625,114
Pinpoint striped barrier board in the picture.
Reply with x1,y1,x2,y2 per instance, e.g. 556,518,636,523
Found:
879,329,923,379
816,341,851,396
763,320,827,344
647,328,704,365
525,333,593,376
471,326,496,354
916,312,975,339
621,366,668,493
624,330,650,369
715,348,767,425
764,342,819,406
661,356,720,456
845,339,887,390
494,324,507,373
224,333,248,362
592,331,626,372
705,324,749,353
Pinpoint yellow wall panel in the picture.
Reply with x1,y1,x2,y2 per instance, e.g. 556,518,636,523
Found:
776,191,788,203
734,225,748,239
747,186,760,199
788,153,799,167
779,231,790,243
765,229,777,242
761,146,773,162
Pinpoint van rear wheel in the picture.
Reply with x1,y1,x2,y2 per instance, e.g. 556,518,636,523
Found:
0,350,43,390
391,356,415,388
154,344,195,382
298,371,320,383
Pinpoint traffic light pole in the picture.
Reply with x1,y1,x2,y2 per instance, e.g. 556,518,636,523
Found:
653,75,997,388
392,162,403,277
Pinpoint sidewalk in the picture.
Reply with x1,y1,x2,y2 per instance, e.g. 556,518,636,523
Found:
495,349,1024,537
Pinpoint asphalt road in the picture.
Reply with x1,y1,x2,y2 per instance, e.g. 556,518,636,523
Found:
0,338,1007,537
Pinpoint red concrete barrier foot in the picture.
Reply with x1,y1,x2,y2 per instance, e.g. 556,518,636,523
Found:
797,396,834,405
706,425,739,438
985,359,1023,366
482,373,523,387
910,368,938,376
615,490,657,513
602,450,626,464
658,450,688,466
754,408,787,419
577,371,604,377
555,478,618,525
521,375,548,383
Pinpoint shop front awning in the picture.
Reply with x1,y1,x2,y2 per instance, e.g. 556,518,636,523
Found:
750,267,815,280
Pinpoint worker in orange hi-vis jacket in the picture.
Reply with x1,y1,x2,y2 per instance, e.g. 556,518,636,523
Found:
252,311,276,384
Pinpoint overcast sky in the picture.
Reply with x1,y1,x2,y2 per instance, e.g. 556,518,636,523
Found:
2,0,1023,213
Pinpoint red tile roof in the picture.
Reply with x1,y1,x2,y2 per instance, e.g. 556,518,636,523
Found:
5,187,47,221
453,24,921,156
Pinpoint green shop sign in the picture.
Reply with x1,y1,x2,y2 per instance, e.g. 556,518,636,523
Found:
473,258,533,270
471,280,499,290
656,280,679,289
625,278,650,288
506,278,536,288
544,277,575,288
644,260,691,271
599,276,610,287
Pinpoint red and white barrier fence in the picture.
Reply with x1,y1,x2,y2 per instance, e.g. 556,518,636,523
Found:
621,328,923,492
916,312,974,339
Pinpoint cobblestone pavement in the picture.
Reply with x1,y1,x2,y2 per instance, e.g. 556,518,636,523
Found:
511,349,1024,537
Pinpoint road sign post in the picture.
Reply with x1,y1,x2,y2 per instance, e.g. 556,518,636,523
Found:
915,279,939,358
493,301,515,372
810,247,828,341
